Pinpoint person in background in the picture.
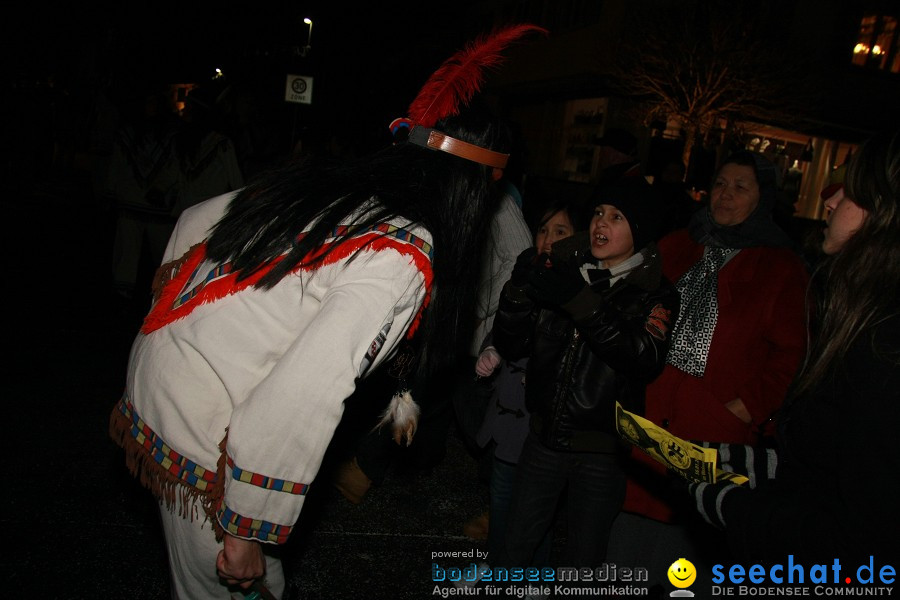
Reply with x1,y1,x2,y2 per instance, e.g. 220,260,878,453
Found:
492,181,678,578
595,127,643,186
104,81,181,303
453,175,535,481
171,81,244,219
688,129,900,565
608,150,810,595
652,157,701,238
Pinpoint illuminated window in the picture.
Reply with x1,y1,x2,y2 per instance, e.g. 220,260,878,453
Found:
852,13,899,73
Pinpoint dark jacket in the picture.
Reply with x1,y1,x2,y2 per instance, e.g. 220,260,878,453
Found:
493,243,679,453
723,311,900,563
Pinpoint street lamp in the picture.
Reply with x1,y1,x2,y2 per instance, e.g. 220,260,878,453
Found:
303,17,313,54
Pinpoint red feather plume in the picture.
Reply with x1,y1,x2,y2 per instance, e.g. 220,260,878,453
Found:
407,23,548,128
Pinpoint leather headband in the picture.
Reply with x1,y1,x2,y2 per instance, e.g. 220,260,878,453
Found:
407,127,509,169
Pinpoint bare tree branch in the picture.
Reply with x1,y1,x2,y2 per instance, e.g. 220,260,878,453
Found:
608,0,815,167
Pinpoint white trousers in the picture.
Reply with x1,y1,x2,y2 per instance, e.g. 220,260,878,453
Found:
158,506,286,599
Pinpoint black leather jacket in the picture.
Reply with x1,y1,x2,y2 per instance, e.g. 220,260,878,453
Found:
493,243,679,453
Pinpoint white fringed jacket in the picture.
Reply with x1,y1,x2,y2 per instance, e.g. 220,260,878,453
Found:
110,191,433,543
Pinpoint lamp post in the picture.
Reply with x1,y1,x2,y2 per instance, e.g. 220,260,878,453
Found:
303,17,313,55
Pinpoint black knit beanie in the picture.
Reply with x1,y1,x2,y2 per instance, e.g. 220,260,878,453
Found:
594,179,658,254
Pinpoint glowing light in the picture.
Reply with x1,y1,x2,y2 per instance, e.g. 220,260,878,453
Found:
302,17,313,52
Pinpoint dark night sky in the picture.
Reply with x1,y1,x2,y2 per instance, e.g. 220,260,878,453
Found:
8,1,471,87
5,1,480,144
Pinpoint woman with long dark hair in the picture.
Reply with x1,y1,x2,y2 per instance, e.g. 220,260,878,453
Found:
691,129,900,564
109,25,546,598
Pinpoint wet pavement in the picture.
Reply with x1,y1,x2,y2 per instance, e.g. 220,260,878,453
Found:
2,176,507,599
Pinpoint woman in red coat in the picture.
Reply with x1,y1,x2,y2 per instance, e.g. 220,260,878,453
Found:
608,150,810,594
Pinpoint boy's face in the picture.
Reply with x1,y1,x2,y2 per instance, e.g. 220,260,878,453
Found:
589,203,634,267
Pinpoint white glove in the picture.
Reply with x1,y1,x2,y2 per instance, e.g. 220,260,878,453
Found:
475,347,502,377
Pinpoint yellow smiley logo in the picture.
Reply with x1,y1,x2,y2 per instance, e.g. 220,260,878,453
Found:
667,558,697,588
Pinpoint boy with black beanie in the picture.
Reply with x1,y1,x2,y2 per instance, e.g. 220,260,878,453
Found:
489,182,679,581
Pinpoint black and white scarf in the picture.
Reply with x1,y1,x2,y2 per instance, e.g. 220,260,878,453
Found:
666,246,737,376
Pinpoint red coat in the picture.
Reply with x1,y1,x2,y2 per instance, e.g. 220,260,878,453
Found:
623,228,809,522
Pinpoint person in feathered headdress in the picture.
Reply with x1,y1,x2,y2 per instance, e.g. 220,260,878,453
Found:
108,24,546,598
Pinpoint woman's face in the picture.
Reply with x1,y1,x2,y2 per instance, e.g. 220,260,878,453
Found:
535,209,575,255
709,163,761,226
822,187,868,255
590,204,634,267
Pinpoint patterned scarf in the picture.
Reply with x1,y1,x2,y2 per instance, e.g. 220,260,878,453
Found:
666,247,736,376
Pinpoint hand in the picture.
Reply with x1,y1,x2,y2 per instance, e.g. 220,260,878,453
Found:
701,441,778,489
687,480,741,529
475,347,501,377
216,534,266,589
725,398,752,424
526,257,586,308
509,247,538,287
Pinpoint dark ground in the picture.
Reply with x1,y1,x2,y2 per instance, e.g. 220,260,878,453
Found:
1,172,511,599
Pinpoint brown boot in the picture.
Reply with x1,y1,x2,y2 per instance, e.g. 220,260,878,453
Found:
333,457,372,504
462,510,490,540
